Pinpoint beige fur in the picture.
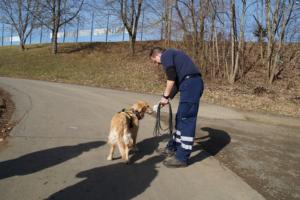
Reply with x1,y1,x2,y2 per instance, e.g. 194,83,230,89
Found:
107,101,152,163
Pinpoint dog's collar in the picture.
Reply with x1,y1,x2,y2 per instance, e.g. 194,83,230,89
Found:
120,108,142,120
132,109,142,120
120,109,134,128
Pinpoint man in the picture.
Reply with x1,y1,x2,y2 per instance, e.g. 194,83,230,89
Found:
150,47,204,168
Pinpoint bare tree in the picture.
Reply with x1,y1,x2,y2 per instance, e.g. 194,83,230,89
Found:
163,0,173,47
120,0,143,55
237,0,246,77
190,0,199,59
33,0,84,54
208,0,221,78
228,0,246,83
265,0,296,83
199,0,208,70
229,0,237,83
253,0,267,65
253,15,267,65
0,0,40,51
175,0,200,59
106,0,143,55
142,0,164,36
174,0,224,77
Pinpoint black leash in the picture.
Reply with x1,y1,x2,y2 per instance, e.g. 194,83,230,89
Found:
153,102,173,137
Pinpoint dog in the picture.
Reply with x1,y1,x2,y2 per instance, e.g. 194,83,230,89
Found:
107,101,153,163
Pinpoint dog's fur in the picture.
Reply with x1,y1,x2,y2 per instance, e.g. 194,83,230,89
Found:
107,101,152,163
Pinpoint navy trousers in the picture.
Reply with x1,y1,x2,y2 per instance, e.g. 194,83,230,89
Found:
167,76,204,163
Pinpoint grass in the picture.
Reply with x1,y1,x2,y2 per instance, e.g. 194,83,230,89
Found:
0,42,166,94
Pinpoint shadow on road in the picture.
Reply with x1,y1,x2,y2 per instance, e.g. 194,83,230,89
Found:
0,141,104,180
130,134,169,163
189,127,231,165
47,135,168,200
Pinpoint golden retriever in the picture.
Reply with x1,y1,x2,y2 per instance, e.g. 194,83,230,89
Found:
107,101,153,163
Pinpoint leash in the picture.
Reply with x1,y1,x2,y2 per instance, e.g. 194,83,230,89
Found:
153,102,173,137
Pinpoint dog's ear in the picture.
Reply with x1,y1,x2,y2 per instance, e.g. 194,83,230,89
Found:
139,101,153,114
131,101,143,112
132,101,148,112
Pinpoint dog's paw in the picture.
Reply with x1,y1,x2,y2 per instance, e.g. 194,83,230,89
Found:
124,159,132,165
107,156,113,161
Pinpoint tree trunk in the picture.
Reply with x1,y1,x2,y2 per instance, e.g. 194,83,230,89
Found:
199,0,206,70
268,1,294,84
191,0,199,61
120,0,142,56
229,0,246,83
214,25,220,77
20,41,25,51
259,0,264,66
239,0,246,77
265,0,273,80
260,39,264,65
52,0,61,55
164,0,172,47
229,0,236,83
52,28,58,54
210,11,216,78
130,34,136,55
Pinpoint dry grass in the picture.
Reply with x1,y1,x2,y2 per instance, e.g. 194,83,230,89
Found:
0,42,166,92
0,41,299,117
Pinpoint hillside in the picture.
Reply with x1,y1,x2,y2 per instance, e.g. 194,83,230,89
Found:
0,41,299,117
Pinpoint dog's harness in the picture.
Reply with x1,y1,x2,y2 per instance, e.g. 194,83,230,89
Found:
119,108,142,128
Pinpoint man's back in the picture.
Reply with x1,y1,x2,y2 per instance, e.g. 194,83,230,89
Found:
161,48,200,83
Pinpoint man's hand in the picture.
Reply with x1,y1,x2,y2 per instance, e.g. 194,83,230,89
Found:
160,80,174,107
160,96,169,106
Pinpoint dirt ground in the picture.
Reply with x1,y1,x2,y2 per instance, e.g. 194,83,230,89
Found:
196,118,300,200
0,87,15,141
202,77,300,118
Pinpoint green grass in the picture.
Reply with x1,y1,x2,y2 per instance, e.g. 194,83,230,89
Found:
0,42,166,94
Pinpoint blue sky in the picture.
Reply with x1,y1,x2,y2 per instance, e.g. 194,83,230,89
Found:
0,0,299,46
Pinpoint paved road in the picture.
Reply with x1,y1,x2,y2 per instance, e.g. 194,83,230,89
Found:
0,77,299,200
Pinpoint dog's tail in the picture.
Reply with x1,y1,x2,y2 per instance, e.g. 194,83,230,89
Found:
108,124,129,145
108,129,118,145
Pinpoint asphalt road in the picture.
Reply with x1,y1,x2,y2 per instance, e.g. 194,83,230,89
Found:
0,77,299,200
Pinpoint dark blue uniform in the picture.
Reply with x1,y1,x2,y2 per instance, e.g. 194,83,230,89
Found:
161,49,204,163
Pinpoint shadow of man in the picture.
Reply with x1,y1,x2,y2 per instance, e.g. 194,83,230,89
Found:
0,141,105,180
189,127,231,165
47,135,168,200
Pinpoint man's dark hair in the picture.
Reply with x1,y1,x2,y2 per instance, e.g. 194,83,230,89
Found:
149,47,165,57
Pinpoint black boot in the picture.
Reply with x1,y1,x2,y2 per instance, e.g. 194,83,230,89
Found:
156,147,175,157
163,156,187,168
